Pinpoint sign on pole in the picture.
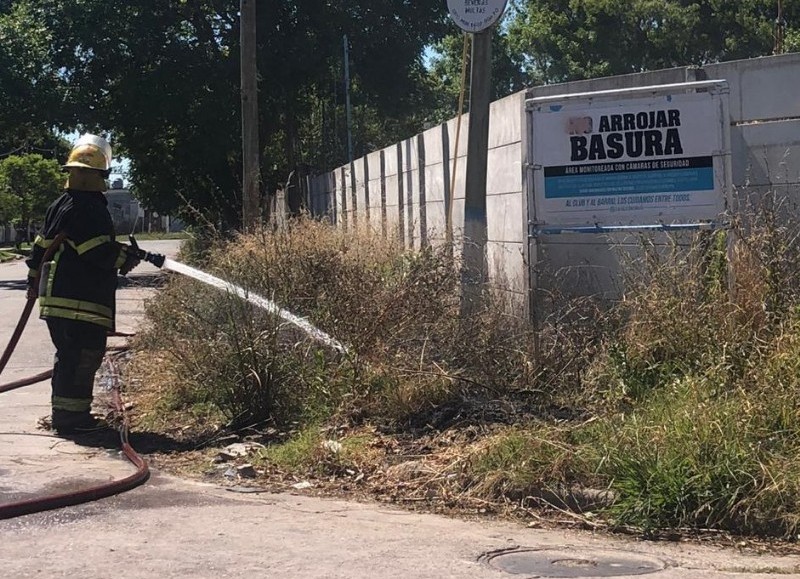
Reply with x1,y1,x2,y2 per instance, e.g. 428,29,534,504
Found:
447,0,508,33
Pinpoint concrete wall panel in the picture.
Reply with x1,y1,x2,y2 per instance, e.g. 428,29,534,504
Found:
400,137,418,170
384,197,401,231
731,120,800,187
385,175,400,208
450,198,465,240
487,192,525,246
333,167,346,219
366,151,382,183
366,151,383,233
448,156,467,203
422,124,445,165
383,144,399,177
487,240,526,295
354,159,367,217
425,163,446,203
426,200,447,240
445,115,470,158
488,92,524,149
706,54,800,122
487,143,522,196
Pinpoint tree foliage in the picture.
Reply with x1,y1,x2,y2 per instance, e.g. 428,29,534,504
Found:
6,0,449,227
0,154,63,224
507,0,800,83
426,21,528,123
2,0,799,228
0,1,69,156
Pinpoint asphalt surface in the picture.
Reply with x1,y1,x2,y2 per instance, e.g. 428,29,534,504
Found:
0,239,798,578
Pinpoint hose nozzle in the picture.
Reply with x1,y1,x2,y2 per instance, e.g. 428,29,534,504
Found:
128,235,166,268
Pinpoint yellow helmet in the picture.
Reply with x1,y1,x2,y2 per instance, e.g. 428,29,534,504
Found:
63,134,113,174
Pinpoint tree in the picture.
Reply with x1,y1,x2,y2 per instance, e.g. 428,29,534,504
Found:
0,154,63,228
13,0,450,228
0,187,21,225
507,0,800,83
250,2,451,210
426,19,528,124
0,1,69,157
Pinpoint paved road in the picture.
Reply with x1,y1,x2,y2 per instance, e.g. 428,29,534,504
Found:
0,240,798,578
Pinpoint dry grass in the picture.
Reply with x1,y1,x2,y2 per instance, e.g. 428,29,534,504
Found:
129,193,800,538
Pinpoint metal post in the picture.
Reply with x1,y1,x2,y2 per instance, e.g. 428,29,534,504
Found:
775,0,785,54
448,32,470,248
240,0,260,230
343,35,357,225
460,29,492,317
718,83,736,298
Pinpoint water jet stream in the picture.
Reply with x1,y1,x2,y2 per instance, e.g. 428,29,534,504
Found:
161,258,349,354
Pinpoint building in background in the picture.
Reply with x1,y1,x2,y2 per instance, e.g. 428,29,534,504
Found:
106,179,184,234
105,179,140,233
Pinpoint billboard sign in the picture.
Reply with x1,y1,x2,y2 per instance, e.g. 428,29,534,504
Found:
529,85,730,227
447,0,508,33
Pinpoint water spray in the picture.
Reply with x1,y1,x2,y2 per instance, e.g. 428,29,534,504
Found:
161,258,348,354
128,235,348,354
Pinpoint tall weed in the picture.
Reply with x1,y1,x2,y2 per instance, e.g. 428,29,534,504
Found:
132,191,800,536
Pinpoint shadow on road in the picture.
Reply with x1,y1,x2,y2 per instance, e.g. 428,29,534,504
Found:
117,272,169,289
61,427,209,456
0,279,27,292
0,272,169,293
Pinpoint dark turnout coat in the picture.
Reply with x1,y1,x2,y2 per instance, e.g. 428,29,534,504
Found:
26,189,128,330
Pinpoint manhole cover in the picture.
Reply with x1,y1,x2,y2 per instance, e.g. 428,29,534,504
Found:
482,547,666,577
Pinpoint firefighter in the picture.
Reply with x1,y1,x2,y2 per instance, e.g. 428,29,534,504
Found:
25,134,141,434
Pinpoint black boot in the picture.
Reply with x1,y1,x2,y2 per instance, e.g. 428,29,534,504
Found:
51,409,108,435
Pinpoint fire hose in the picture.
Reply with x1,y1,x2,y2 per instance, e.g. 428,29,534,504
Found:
0,236,164,520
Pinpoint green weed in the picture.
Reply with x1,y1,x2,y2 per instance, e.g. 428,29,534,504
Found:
588,374,800,535
465,427,582,499
257,427,379,477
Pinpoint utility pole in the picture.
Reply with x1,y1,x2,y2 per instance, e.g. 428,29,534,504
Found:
446,0,507,317
240,0,260,230
460,29,492,317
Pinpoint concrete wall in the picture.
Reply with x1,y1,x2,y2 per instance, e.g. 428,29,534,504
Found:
530,54,800,301
705,56,800,196
308,90,526,299
310,52,800,311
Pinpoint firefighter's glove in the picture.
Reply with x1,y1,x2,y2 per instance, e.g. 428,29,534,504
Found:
119,246,141,276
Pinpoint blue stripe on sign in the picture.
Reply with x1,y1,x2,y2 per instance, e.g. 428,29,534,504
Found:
545,167,714,199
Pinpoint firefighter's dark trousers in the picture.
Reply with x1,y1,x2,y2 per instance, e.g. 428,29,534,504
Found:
46,318,107,429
